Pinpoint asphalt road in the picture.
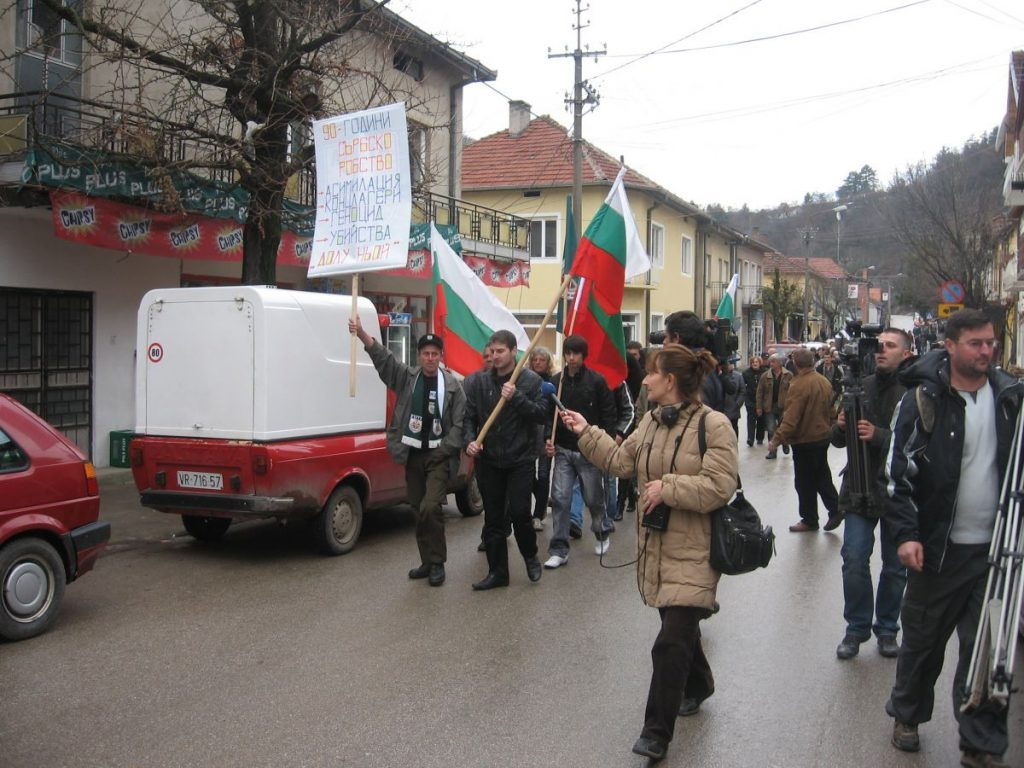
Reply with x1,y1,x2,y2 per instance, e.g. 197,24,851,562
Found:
2,441,1022,768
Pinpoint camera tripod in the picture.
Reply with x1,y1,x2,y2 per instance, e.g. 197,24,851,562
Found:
962,404,1024,715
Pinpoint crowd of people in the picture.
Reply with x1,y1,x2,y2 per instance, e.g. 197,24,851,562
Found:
349,308,1020,767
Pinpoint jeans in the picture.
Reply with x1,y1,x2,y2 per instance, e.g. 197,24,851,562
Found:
764,409,780,440
791,440,840,527
549,447,612,557
533,454,551,520
569,474,617,527
475,459,537,578
887,544,1005,756
745,402,765,443
841,513,907,639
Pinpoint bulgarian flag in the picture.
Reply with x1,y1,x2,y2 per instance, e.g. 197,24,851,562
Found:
565,168,651,389
431,223,529,375
715,273,740,323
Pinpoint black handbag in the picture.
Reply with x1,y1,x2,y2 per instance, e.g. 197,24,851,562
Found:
697,413,775,575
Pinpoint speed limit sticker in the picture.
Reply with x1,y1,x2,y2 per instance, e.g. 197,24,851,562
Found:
147,343,164,363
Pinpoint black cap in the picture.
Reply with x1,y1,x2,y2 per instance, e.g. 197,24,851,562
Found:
418,333,444,351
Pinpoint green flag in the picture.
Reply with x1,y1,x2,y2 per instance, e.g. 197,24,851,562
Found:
555,194,576,333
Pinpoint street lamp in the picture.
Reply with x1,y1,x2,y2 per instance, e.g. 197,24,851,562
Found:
832,204,848,266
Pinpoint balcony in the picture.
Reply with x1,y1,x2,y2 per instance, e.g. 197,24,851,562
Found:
413,191,529,259
1004,155,1024,207
741,284,763,306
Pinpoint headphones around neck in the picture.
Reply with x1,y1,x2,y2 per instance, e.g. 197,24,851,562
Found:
655,403,683,428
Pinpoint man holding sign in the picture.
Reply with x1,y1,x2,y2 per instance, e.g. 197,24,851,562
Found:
350,318,466,587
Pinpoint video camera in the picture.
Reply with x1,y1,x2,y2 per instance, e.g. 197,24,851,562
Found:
648,316,739,364
837,321,883,379
837,320,883,513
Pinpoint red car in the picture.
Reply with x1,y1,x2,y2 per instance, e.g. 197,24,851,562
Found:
0,394,110,641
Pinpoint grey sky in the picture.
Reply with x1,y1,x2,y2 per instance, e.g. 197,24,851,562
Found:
398,0,1023,210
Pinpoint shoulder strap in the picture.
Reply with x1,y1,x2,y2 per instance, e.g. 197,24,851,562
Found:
698,410,708,458
915,387,935,434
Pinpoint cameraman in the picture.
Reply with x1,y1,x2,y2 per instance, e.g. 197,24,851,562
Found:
663,311,736,413
830,328,914,661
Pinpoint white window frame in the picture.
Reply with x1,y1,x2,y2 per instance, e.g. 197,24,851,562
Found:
680,235,693,276
20,0,78,66
622,313,640,344
528,215,560,261
650,313,664,336
649,222,665,270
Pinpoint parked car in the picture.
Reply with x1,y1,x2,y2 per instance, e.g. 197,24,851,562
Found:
130,287,481,557
0,394,110,641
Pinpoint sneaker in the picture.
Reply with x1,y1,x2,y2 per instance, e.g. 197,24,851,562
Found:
569,522,583,539
891,720,920,752
595,538,610,556
836,634,864,660
877,634,899,658
543,554,568,569
532,517,544,531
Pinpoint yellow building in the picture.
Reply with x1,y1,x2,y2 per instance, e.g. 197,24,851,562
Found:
461,102,773,360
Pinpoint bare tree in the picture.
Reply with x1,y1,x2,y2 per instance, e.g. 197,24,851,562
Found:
36,0,443,284
884,136,1004,309
762,269,803,341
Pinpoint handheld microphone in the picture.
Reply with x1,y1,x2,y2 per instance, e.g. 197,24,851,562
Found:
541,381,567,412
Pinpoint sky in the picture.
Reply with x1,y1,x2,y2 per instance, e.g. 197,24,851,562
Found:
396,0,1023,211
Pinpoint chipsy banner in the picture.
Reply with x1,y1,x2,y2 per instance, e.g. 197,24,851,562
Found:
308,103,411,277
49,192,311,266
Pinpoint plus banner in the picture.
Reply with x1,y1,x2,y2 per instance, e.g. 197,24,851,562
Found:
48,191,312,267
309,102,411,277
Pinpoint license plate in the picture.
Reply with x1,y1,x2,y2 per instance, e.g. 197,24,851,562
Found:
176,471,223,490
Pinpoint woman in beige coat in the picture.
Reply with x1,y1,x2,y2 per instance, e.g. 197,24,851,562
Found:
559,344,738,762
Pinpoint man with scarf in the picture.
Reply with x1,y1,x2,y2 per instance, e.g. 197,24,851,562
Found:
350,317,466,587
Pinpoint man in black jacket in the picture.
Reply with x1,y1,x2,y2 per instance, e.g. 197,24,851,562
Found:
830,329,914,661
664,311,735,412
882,310,1023,766
464,330,549,590
544,335,617,568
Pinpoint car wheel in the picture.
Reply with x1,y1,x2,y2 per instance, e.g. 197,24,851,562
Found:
313,485,363,556
455,475,484,517
0,537,67,642
181,514,232,541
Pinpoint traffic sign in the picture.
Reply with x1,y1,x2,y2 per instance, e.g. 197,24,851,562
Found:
940,280,965,304
938,302,964,318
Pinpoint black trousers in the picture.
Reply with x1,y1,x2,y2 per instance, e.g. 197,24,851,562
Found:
476,458,537,578
745,402,765,443
533,454,551,520
641,606,715,746
791,439,839,527
405,448,450,565
887,543,1007,756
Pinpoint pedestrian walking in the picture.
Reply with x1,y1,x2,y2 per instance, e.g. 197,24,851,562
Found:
544,335,617,568
529,346,555,531
756,354,792,459
883,310,1023,766
349,317,466,587
830,329,914,660
767,348,842,532
722,357,744,437
558,343,738,763
464,330,549,590
742,355,766,446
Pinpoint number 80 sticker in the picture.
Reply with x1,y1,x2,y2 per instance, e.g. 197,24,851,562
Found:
147,343,164,363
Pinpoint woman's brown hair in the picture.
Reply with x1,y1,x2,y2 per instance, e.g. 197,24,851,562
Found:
647,343,717,401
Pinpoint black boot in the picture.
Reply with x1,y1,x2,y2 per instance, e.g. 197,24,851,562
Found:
472,572,510,590
408,563,430,580
474,537,509,590
525,556,542,582
428,564,445,587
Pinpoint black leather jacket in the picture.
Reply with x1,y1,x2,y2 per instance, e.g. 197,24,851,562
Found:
552,365,617,451
462,367,548,468
883,350,1023,572
742,365,765,405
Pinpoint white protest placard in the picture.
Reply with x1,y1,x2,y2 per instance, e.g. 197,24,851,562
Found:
308,102,411,277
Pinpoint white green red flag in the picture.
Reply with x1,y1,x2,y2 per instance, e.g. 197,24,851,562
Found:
715,273,740,323
565,168,651,389
431,223,528,375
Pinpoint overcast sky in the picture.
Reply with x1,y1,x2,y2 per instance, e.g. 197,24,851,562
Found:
396,0,1022,211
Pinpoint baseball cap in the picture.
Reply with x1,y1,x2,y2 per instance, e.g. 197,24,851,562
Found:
418,333,444,351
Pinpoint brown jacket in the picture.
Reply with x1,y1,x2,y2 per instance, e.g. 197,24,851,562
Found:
756,367,792,414
771,368,834,446
578,403,738,610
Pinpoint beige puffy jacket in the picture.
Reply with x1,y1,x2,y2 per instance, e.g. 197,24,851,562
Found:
578,403,738,610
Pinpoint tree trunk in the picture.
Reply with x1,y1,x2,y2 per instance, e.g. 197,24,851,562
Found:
241,124,288,285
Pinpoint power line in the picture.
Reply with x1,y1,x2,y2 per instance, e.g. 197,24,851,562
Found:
592,0,765,79
970,0,1024,26
605,0,932,58
945,0,1024,27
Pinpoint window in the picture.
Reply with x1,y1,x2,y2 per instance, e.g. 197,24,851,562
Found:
393,50,424,82
650,313,664,335
649,223,665,269
622,313,640,344
681,236,693,276
529,217,558,260
704,254,711,287
720,260,729,283
21,0,80,65
0,427,29,473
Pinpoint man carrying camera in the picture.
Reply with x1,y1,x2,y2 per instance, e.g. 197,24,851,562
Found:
830,328,914,661
662,311,736,413
883,310,1022,766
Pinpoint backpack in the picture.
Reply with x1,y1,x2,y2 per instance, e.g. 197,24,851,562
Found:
698,412,775,575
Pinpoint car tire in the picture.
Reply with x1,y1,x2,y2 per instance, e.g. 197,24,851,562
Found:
181,514,232,541
455,475,484,517
313,485,363,556
0,537,67,642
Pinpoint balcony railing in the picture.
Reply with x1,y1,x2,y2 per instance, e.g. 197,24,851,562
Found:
742,284,763,305
413,191,529,254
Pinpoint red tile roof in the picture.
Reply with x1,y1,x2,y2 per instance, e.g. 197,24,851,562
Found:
763,254,848,280
808,257,846,279
462,116,660,191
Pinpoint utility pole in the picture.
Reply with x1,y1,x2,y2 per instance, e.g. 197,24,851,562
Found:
549,1,605,251
798,227,815,341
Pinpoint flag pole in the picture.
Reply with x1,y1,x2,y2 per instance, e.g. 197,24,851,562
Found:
475,273,573,444
349,273,360,397
549,277,583,441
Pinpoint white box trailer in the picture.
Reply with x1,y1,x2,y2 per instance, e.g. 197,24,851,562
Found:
135,286,387,440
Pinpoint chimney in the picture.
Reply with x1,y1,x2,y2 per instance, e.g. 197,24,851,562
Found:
508,100,531,138
751,227,760,240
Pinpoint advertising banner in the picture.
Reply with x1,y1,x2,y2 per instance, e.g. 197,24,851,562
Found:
49,191,311,267
308,103,411,277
